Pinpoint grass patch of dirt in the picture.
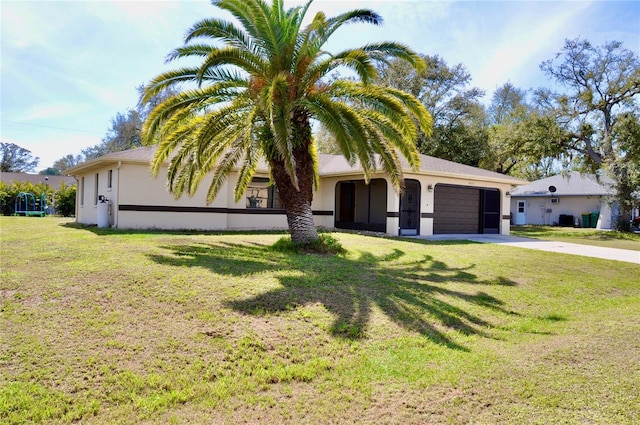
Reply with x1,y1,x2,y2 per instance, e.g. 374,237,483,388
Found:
1,217,638,424
512,225,640,251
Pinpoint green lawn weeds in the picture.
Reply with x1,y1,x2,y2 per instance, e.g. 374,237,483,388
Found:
1,217,639,424
511,225,640,251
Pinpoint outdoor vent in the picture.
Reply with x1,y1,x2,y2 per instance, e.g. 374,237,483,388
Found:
551,198,560,204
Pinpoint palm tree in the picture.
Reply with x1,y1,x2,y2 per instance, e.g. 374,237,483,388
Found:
142,0,432,243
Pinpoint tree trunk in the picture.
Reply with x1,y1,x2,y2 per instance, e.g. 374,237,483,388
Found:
283,196,318,243
270,149,318,243
269,112,318,244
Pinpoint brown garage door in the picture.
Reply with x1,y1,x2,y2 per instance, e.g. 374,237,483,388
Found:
433,185,481,234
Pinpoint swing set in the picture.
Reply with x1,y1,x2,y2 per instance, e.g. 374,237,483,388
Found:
13,192,47,217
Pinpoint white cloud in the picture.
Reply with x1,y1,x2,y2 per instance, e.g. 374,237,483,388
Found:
102,0,182,21
17,102,88,122
479,2,594,87
1,2,57,48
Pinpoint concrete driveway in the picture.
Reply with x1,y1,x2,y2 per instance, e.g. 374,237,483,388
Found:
419,234,640,265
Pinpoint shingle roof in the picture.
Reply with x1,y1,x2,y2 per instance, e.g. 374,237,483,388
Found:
316,153,526,183
64,146,156,174
66,146,527,185
417,154,525,183
510,171,612,197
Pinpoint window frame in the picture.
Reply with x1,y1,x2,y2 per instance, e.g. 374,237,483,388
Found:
245,177,282,209
80,177,85,206
94,173,99,205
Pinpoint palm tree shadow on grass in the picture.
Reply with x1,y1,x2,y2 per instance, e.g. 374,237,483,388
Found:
148,242,519,350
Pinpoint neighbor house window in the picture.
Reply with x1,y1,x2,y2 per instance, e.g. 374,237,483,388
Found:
80,177,85,206
246,178,282,209
107,169,113,189
94,173,99,205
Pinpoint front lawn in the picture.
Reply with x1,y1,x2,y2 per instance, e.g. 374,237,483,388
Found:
1,217,639,424
511,225,640,251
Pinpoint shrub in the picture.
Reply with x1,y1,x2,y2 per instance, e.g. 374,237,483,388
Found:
0,180,71,216
272,234,346,255
53,182,76,217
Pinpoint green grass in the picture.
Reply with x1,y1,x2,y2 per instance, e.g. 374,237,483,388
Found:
511,225,640,251
1,217,639,424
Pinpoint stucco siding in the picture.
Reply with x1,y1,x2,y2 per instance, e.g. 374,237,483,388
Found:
118,165,229,208
68,148,522,235
510,196,603,226
76,170,102,225
118,210,228,230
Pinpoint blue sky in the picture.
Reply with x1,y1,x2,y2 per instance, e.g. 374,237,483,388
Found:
2,0,639,170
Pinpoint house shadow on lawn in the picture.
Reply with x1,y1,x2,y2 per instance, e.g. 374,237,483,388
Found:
60,222,288,237
149,241,519,351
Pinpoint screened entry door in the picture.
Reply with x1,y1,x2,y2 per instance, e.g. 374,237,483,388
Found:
481,189,500,234
400,180,420,236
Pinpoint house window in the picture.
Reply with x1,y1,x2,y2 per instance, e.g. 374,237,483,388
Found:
94,173,99,205
246,178,282,209
107,169,113,189
80,177,85,206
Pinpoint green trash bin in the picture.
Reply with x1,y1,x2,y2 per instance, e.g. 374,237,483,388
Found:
590,212,599,228
581,213,590,228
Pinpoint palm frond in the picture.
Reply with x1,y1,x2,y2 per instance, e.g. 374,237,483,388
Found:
206,140,246,203
143,82,247,141
195,102,251,150
385,86,433,135
165,134,200,197
308,137,320,190
142,67,201,103
361,42,427,72
183,18,267,59
328,101,376,171
331,80,431,141
364,122,403,189
149,112,202,176
332,49,378,84
141,67,248,104
165,44,215,62
217,0,280,61
302,95,357,163
361,108,419,174
197,46,266,83
233,135,262,202
312,9,382,48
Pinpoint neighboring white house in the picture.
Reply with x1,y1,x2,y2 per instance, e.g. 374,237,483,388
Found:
509,172,614,228
65,146,527,236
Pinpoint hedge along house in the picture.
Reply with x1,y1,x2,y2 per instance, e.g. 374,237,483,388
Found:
65,146,526,236
509,171,614,228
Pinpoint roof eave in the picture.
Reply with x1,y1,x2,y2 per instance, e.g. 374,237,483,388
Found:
511,192,611,197
65,158,152,175
318,168,528,186
421,169,527,186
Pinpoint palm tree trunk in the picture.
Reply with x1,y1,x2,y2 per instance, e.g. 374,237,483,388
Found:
284,198,318,243
270,144,318,243
269,112,319,243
